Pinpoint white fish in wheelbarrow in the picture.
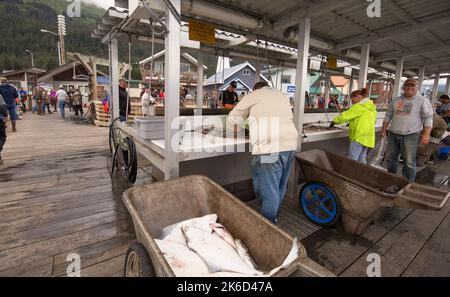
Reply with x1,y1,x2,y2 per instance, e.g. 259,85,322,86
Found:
182,225,264,276
155,239,210,277
209,223,258,269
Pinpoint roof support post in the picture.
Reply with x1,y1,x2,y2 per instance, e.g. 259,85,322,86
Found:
287,16,311,199
164,0,181,180
432,73,440,102
368,79,373,99
324,73,330,109
109,38,120,121
196,50,204,115
417,66,425,94
348,69,354,94
445,77,450,96
393,57,404,98
358,43,370,90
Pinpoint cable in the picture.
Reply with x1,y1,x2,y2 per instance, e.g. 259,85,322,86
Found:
141,0,169,34
121,137,137,184
162,0,182,25
108,117,121,176
109,117,121,155
275,60,280,91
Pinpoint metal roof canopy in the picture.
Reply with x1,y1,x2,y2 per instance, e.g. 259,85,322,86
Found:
93,1,450,76
93,0,450,183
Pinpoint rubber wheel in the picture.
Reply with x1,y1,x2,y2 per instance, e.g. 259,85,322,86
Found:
124,242,155,277
299,181,341,227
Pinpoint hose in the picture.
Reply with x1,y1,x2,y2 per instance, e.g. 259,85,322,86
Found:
119,136,138,184
108,118,137,184
109,117,121,155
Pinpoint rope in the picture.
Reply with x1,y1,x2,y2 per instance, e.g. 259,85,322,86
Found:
213,49,218,108
256,36,260,84
149,26,156,100
264,36,273,87
221,50,225,86
126,36,131,122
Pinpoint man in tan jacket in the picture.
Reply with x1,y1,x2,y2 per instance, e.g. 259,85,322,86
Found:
227,82,299,223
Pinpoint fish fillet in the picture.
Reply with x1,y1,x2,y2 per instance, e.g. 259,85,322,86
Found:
160,214,217,246
182,225,263,276
155,239,210,277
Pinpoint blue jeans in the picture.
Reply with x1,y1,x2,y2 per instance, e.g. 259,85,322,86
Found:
59,101,66,118
251,151,295,223
348,141,369,164
7,104,17,121
386,132,419,181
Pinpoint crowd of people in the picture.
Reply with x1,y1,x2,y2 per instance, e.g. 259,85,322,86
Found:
31,86,85,119
0,81,87,165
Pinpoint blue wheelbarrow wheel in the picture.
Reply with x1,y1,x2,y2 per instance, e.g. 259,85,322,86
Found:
299,182,341,227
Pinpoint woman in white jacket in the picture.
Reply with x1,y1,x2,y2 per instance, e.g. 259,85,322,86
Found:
141,88,156,116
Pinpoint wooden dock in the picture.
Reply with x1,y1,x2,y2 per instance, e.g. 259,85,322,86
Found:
0,112,151,277
0,112,448,277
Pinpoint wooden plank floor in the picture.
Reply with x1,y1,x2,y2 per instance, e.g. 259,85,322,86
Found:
0,112,148,277
301,159,450,277
1,111,449,277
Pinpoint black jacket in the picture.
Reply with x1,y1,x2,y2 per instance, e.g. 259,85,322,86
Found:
0,95,7,119
119,86,131,117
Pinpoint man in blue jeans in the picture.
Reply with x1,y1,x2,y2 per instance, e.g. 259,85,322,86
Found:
0,81,19,132
56,86,68,118
382,78,434,181
227,82,299,223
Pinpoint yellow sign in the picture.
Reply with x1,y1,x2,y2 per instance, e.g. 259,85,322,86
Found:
189,20,216,45
327,55,337,69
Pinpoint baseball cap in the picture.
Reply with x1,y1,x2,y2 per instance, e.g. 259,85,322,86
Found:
439,94,450,101
403,78,418,87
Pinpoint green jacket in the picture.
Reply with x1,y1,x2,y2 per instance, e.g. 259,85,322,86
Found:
333,98,377,148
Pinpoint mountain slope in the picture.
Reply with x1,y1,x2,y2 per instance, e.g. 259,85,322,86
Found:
0,0,157,79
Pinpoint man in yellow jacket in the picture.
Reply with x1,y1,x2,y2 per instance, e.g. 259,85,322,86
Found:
330,89,377,164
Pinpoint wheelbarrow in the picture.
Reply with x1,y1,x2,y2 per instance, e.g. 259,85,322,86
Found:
296,149,450,235
122,175,334,277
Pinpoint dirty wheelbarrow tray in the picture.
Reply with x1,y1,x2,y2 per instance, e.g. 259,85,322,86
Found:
296,149,450,235
122,175,334,277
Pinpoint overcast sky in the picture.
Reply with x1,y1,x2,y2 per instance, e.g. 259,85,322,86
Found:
83,0,114,9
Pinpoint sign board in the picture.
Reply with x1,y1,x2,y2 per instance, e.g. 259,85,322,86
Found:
327,55,337,69
287,85,296,93
189,20,216,45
